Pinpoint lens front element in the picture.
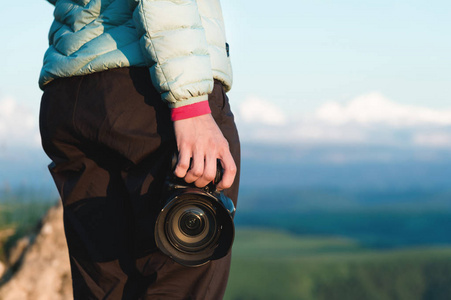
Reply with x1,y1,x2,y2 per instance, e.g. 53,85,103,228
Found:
180,210,205,236
167,203,218,253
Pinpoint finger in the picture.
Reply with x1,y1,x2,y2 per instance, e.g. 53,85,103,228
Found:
194,155,217,188
216,152,237,190
184,153,204,184
174,150,191,178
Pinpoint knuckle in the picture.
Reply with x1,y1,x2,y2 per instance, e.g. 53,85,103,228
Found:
174,170,184,178
226,161,236,171
220,140,229,149
220,182,231,189
184,176,194,183
229,165,237,174
177,162,190,170
178,141,189,150
190,169,203,177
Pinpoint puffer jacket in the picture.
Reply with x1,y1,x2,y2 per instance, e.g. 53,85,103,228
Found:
39,0,232,109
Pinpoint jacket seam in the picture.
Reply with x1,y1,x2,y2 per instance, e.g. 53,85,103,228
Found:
76,39,138,72
54,0,116,32
54,17,131,57
158,53,209,67
147,25,204,36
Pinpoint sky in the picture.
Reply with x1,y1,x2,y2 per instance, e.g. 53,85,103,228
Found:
1,0,451,152
222,0,451,111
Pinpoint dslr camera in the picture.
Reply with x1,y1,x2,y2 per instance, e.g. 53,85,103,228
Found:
155,155,236,267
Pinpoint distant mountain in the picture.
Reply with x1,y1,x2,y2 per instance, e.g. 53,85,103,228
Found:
0,147,54,192
240,143,451,190
2,143,451,195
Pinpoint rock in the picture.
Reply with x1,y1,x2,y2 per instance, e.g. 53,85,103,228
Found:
0,204,72,300
0,228,15,241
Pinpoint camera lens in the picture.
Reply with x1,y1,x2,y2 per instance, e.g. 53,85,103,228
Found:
180,211,205,236
166,203,217,253
155,188,235,266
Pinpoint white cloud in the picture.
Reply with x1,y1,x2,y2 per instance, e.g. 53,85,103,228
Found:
291,123,368,144
0,97,41,152
413,132,451,148
238,96,287,126
316,92,451,127
236,92,451,149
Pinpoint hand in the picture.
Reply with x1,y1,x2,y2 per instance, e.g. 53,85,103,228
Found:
173,114,236,190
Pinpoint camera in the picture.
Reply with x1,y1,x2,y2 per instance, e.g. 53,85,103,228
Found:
155,155,236,267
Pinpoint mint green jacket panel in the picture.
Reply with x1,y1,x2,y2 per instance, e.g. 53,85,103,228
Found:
39,0,232,109
197,0,232,92
40,0,146,87
132,0,213,107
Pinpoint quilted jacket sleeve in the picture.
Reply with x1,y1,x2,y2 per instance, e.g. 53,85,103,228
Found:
132,0,214,109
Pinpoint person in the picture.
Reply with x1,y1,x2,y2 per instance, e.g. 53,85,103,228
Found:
38,0,240,299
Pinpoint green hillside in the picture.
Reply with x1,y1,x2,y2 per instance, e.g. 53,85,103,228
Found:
2,192,451,299
0,200,54,260
225,229,451,300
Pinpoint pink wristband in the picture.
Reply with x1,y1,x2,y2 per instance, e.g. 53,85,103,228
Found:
171,101,211,121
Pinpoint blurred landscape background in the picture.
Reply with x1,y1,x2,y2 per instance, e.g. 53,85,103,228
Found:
2,0,451,299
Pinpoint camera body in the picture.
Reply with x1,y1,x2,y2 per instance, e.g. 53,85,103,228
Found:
155,158,236,267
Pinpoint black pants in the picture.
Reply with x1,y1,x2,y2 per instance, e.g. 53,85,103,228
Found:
39,67,240,300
